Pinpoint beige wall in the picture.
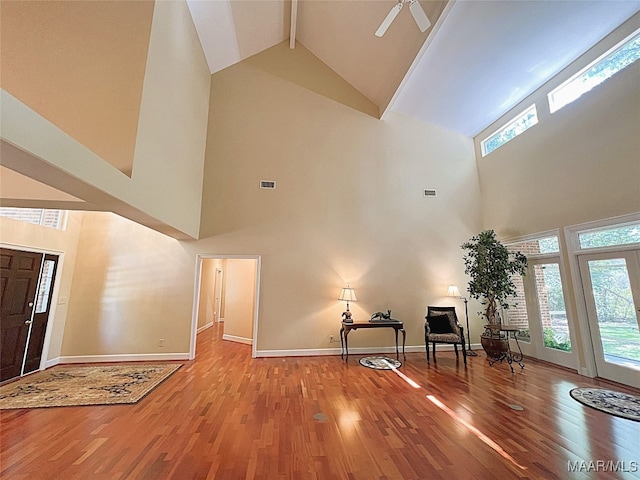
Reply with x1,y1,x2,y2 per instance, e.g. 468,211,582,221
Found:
475,15,640,238
0,0,210,239
62,212,194,356
0,212,84,363
13,11,637,362
51,40,480,359
191,41,482,353
3,2,635,364
222,259,257,342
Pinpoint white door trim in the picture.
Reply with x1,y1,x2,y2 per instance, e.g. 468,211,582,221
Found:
564,212,640,378
190,254,261,360
214,267,223,322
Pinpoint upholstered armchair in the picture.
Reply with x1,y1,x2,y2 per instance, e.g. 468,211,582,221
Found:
425,306,467,365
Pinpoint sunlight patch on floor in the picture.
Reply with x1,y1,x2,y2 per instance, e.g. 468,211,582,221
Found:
426,394,527,470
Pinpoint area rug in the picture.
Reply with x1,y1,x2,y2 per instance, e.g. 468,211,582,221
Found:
569,387,640,422
359,356,402,370
0,363,182,410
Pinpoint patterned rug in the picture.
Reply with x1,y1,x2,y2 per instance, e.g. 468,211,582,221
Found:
0,363,182,410
359,356,402,370
570,387,640,422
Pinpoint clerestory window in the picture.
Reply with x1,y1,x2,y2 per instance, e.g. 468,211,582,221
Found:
480,104,538,157
548,28,640,114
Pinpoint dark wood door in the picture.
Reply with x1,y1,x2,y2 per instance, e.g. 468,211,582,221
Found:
24,254,59,374
0,248,43,382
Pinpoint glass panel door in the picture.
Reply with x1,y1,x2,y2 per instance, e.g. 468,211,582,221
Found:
533,263,571,353
521,259,576,369
503,258,576,370
504,272,533,355
579,250,640,388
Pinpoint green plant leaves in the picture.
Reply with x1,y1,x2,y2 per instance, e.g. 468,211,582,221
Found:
461,230,528,319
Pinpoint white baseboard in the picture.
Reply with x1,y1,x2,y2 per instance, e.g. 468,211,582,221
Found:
197,322,214,334
256,345,442,358
53,353,190,365
46,344,480,364
257,348,342,357
222,334,252,345
44,358,61,369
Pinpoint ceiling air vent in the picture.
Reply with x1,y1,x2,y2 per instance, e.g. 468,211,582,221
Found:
260,180,276,190
423,189,437,197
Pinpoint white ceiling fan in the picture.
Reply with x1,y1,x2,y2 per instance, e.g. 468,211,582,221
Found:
375,0,431,37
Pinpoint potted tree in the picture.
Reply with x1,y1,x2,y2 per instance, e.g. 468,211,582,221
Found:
461,230,527,359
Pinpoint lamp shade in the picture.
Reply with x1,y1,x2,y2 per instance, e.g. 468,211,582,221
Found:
447,285,461,298
338,287,357,302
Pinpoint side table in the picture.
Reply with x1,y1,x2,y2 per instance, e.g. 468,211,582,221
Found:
485,325,525,373
340,320,406,361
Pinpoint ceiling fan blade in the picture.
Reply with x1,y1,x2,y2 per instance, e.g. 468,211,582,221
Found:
409,0,431,32
375,2,403,37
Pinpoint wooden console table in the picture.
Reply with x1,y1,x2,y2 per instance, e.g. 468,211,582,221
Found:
340,320,406,361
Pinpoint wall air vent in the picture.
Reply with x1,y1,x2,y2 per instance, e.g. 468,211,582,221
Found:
423,189,437,197
260,180,276,190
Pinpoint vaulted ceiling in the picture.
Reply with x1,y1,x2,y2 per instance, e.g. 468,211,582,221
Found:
1,1,639,207
188,0,640,136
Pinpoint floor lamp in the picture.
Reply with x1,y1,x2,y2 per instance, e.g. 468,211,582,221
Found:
447,285,478,356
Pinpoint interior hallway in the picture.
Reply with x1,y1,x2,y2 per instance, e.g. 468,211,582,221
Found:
1,325,638,479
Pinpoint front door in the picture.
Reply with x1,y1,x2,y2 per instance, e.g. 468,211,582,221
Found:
24,254,59,374
579,250,640,388
0,248,43,382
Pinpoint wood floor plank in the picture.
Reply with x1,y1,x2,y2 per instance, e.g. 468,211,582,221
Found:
1,324,639,479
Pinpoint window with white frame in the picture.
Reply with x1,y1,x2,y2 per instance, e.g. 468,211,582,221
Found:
548,28,640,114
504,234,571,352
577,222,640,250
0,208,66,230
480,105,539,157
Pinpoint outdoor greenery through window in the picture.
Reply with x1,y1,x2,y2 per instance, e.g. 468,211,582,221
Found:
505,235,566,346
578,220,640,365
587,257,640,364
578,222,640,249
535,263,571,352
507,235,559,256
548,28,640,113
480,105,538,157
0,208,65,230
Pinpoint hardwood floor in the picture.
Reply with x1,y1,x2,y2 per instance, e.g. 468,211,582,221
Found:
1,324,639,479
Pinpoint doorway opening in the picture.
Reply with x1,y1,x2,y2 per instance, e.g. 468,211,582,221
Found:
190,255,261,360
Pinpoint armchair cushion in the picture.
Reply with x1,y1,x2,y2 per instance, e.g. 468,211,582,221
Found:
427,314,454,334
428,332,462,343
